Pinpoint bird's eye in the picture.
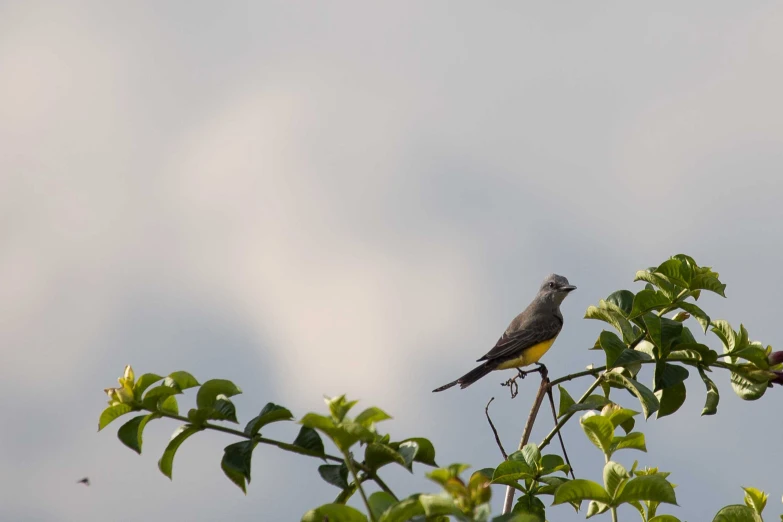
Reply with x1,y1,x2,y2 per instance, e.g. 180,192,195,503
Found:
548,282,555,288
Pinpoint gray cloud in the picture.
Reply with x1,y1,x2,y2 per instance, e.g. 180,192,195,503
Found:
2,2,783,520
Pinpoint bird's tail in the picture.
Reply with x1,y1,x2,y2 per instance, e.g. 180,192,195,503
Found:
432,362,494,392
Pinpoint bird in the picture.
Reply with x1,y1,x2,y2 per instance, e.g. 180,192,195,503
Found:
76,477,90,486
433,274,576,392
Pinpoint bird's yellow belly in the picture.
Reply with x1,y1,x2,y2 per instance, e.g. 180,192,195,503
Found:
496,337,557,370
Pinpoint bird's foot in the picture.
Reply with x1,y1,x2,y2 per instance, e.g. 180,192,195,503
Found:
501,375,520,399
501,364,548,399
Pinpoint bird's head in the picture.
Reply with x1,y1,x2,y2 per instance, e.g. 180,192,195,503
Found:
538,274,576,305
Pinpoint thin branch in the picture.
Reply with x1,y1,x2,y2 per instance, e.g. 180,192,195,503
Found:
502,366,550,514
548,366,604,388
485,397,508,460
143,407,398,502
342,450,376,522
545,382,575,479
539,376,603,451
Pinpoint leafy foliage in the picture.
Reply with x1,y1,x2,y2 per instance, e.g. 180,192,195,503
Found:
98,254,783,521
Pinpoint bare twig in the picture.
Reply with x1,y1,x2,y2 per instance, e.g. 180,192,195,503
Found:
545,382,575,479
502,365,550,514
485,397,508,460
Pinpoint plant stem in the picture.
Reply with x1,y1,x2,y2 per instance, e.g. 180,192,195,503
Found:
144,407,400,504
502,369,551,514
611,506,619,522
539,376,603,451
144,409,347,463
342,450,376,522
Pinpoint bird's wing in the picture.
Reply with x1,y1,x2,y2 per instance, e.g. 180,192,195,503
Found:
477,319,562,362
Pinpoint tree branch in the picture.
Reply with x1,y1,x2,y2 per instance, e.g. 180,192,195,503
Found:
545,383,575,479
485,397,508,460
502,366,550,514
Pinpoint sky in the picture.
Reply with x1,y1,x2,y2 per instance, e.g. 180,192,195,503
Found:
2,2,783,521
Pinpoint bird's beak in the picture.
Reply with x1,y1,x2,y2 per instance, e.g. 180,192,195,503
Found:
561,285,577,292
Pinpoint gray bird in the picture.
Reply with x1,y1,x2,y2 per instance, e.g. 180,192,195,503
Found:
433,274,576,392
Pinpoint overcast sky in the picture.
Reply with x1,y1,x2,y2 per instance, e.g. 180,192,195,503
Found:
2,2,783,521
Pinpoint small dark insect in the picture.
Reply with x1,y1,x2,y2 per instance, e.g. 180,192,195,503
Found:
76,477,90,486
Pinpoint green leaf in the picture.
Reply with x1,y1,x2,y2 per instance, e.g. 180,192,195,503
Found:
558,386,576,417
368,492,397,521
221,440,255,493
540,454,565,474
604,373,660,419
418,493,463,517
712,505,757,522
635,270,678,300
603,461,629,497
600,331,628,368
649,516,682,522
609,432,647,456
586,500,609,519
378,496,425,522
142,384,182,409
512,494,547,521
698,367,720,415
553,479,612,505
301,503,368,522
743,487,768,515
196,379,242,410
656,382,686,418
300,414,370,450
626,500,646,521
565,395,610,415
645,316,683,357
653,363,689,392
365,443,406,470
537,476,570,495
158,424,202,479
619,417,635,435
398,437,438,466
164,371,200,390
292,426,326,456
396,441,418,470
711,320,737,351
491,460,535,486
603,406,640,429
655,258,692,288
159,395,178,415
521,443,542,469
318,463,349,489
630,289,671,319
355,407,392,428
607,290,635,316
676,302,710,333
668,343,718,365
98,404,133,431
117,413,160,454
209,396,239,423
691,273,726,297
615,475,677,505
614,348,652,368
730,369,769,401
730,345,771,369
580,415,614,454
326,395,359,422
244,403,294,436
585,306,637,344
133,373,163,400
426,464,470,486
